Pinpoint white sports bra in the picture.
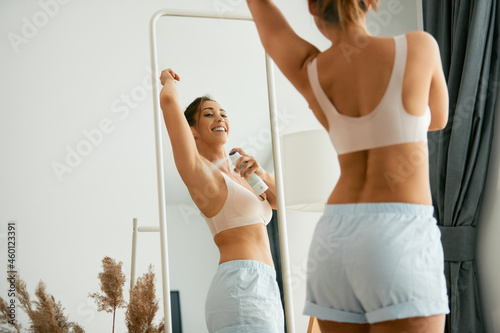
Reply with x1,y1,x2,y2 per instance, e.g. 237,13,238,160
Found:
201,171,272,236
307,34,431,155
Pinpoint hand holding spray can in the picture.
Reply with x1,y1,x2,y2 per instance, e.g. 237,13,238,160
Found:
229,151,268,196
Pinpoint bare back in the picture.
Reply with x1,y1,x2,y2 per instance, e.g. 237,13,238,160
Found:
302,33,438,205
246,2,448,205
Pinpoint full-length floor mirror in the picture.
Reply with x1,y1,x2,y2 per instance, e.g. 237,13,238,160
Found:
149,10,292,333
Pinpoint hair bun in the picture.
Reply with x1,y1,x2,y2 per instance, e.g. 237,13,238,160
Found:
314,0,379,29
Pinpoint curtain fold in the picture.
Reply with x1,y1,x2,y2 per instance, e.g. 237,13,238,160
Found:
423,0,500,332
267,209,287,332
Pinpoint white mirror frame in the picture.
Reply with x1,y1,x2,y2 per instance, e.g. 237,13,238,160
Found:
149,9,294,333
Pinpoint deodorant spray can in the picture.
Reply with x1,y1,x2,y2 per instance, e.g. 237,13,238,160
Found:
229,151,268,196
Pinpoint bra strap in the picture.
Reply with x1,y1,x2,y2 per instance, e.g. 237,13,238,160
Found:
306,58,337,115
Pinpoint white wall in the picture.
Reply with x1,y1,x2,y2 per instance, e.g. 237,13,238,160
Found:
0,1,232,332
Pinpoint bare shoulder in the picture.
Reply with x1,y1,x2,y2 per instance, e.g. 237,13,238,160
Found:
405,31,440,57
405,30,438,44
404,31,443,76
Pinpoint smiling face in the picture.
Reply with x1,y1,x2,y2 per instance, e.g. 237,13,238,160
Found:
191,100,230,145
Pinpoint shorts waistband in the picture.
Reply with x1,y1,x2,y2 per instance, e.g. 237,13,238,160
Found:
218,260,276,278
323,203,434,216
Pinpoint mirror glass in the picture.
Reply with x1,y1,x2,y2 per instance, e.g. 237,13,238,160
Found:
154,15,281,332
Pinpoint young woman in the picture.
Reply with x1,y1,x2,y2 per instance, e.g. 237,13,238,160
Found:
159,68,284,332
246,0,449,332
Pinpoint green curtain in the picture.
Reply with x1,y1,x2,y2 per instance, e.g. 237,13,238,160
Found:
423,0,500,332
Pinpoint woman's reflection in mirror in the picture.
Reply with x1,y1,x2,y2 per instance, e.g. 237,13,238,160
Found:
159,68,284,333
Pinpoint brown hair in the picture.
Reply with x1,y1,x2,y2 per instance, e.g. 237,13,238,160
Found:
312,0,379,29
184,95,215,126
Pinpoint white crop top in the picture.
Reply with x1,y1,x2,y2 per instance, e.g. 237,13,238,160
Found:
306,34,431,155
201,171,272,236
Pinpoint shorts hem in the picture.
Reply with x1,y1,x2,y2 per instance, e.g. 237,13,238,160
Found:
303,301,367,324
304,298,450,324
366,298,450,324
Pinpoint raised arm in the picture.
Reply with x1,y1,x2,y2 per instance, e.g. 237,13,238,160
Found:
246,0,320,94
159,69,224,199
159,69,229,215
159,69,201,179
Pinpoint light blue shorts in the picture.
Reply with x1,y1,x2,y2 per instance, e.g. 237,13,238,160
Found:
205,260,285,333
303,203,450,324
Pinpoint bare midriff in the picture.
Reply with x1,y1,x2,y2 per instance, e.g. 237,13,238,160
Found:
214,223,274,268
328,142,432,205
